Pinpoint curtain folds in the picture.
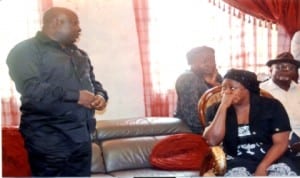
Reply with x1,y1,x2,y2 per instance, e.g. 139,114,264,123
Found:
133,0,173,116
1,0,53,127
222,0,300,38
1,85,21,127
133,0,278,117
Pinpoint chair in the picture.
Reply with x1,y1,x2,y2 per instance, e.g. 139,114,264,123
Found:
196,85,273,175
198,85,273,127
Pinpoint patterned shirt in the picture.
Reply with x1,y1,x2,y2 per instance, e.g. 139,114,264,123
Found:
174,70,221,133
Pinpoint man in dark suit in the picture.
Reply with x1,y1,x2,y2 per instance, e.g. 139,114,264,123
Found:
6,7,108,176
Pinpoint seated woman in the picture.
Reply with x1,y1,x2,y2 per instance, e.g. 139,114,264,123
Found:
203,69,299,176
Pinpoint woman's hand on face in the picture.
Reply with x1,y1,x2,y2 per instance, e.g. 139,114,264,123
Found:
220,93,234,108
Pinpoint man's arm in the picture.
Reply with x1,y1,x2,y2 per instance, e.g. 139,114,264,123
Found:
86,58,108,101
86,57,108,110
6,42,94,115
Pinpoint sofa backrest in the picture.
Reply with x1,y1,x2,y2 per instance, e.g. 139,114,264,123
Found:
95,117,192,141
92,117,192,174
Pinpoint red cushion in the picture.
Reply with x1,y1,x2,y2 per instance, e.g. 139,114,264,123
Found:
2,127,31,176
150,133,211,171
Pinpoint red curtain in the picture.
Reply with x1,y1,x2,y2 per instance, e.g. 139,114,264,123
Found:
133,0,172,116
223,0,300,38
40,0,53,12
133,0,278,116
1,86,21,127
1,0,53,128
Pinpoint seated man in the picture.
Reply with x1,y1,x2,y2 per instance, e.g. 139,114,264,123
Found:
260,52,300,172
174,46,222,134
260,52,300,142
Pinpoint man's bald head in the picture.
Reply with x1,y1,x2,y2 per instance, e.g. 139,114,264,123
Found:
43,7,77,26
42,7,81,46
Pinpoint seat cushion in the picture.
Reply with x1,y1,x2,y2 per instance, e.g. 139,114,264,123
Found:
102,136,170,172
109,168,199,177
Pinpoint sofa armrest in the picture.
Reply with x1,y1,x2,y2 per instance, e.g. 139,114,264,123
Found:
91,142,106,174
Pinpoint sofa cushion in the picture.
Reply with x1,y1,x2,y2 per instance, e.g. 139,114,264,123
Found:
91,142,106,173
91,173,114,177
96,117,191,141
102,136,169,172
109,168,199,177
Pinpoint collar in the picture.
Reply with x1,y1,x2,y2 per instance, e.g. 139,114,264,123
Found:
35,31,57,44
289,81,299,90
35,31,78,50
266,79,298,91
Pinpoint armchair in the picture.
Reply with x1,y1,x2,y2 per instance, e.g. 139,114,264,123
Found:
197,85,274,175
198,85,273,127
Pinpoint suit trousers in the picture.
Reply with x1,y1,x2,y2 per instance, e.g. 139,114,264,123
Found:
26,136,92,177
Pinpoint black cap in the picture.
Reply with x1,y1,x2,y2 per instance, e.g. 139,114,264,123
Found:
266,52,300,68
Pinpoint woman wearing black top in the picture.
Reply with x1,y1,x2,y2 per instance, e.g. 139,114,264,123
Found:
203,69,298,176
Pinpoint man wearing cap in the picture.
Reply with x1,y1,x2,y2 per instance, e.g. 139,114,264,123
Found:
260,52,300,171
260,52,300,138
174,46,222,134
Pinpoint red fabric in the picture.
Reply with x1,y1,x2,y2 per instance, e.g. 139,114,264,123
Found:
40,0,53,12
133,0,172,117
1,0,53,128
209,0,280,70
2,127,31,177
1,92,21,127
133,0,151,116
223,0,300,38
150,133,211,171
133,0,279,117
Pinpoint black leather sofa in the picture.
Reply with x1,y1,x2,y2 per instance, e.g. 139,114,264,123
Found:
91,117,200,177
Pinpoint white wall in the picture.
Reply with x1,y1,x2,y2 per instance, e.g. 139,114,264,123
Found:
52,0,145,120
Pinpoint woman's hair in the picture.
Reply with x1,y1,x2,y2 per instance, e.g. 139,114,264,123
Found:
224,69,260,94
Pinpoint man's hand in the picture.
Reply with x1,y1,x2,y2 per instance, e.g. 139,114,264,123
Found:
90,95,107,111
78,90,95,109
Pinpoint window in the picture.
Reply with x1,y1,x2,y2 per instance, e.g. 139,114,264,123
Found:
1,0,41,126
0,0,41,100
148,0,278,93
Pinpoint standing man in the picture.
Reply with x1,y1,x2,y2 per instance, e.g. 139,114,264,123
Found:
174,46,222,134
6,7,108,176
